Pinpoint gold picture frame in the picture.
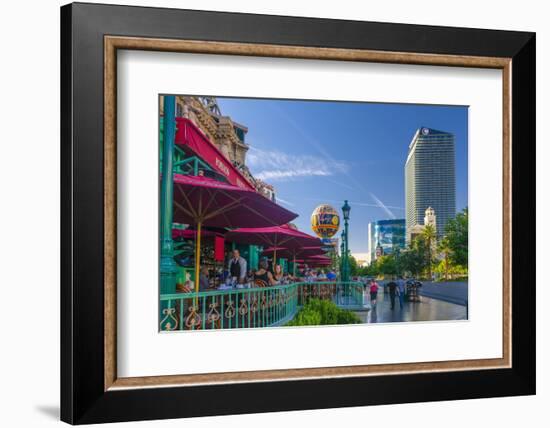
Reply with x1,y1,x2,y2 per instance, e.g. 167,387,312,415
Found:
103,36,512,391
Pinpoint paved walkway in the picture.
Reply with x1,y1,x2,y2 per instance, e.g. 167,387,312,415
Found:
418,281,468,306
354,290,467,323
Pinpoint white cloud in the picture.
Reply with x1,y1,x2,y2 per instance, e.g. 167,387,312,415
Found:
247,147,347,182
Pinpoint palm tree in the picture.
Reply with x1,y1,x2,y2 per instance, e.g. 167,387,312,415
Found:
437,236,452,281
422,225,436,280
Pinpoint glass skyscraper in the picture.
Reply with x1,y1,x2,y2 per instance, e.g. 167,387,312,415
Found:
405,127,456,240
368,219,406,263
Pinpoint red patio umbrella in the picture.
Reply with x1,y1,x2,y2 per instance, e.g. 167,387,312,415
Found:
226,224,321,267
262,246,327,259
172,228,223,240
303,255,332,268
306,260,331,266
262,246,328,275
307,255,332,262
172,174,298,291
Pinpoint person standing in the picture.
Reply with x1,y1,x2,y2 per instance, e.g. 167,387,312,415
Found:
397,276,406,309
228,249,247,284
387,278,398,310
369,279,379,306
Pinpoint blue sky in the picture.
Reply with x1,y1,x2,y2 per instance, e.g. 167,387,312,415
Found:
217,97,468,253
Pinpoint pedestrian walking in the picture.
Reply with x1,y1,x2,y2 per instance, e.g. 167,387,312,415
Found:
369,279,379,306
387,278,398,310
397,276,406,309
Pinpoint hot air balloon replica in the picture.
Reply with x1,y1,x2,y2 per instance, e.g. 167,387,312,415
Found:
311,204,340,239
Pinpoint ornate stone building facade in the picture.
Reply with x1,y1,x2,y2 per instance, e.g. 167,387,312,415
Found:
160,95,276,201
407,207,438,244
164,95,250,165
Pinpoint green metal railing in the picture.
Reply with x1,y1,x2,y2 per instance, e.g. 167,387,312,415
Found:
159,281,364,331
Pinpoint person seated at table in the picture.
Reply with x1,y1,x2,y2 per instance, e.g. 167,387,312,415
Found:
308,270,318,281
254,259,276,287
273,264,284,283
317,269,327,280
199,266,211,291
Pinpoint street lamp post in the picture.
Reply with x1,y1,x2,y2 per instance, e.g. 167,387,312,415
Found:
160,96,178,302
341,200,351,282
340,238,345,280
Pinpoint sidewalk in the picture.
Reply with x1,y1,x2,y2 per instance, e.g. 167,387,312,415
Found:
355,290,467,323
418,281,468,306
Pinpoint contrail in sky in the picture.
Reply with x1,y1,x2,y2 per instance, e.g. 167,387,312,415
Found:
271,104,401,218
370,192,397,219
304,197,404,210
323,177,357,191
276,197,295,207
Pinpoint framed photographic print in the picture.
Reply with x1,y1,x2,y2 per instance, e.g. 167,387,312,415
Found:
61,2,536,424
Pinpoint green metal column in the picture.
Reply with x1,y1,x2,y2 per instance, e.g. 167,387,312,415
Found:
280,258,287,274
339,234,344,280
342,200,351,281
249,245,260,271
344,220,349,281
160,95,178,298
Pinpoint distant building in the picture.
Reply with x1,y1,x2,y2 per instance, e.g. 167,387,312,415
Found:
367,219,406,263
320,237,339,264
408,207,437,243
352,253,371,268
424,206,437,229
405,127,456,241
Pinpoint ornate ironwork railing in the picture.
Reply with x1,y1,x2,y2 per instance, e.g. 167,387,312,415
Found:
159,281,364,331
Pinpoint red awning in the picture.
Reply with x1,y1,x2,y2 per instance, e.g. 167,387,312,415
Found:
175,117,255,191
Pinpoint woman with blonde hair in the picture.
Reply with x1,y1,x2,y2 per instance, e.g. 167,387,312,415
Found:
273,264,284,283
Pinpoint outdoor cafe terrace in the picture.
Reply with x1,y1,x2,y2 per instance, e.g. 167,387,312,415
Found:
160,96,357,331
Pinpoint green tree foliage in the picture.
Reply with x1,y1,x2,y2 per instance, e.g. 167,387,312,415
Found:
445,207,468,267
437,236,452,280
356,209,468,280
357,263,378,277
399,239,429,278
287,299,361,326
422,224,436,278
434,259,468,279
376,255,397,276
348,255,359,276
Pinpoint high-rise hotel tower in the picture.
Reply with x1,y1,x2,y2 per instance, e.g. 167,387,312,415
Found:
405,127,456,241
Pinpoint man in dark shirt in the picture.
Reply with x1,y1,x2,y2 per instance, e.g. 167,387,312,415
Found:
228,249,247,284
387,279,398,310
